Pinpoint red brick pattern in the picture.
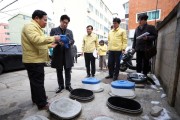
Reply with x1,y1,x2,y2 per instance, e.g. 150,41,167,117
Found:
129,0,180,29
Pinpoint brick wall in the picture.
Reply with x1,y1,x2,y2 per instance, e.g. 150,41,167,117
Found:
129,0,179,29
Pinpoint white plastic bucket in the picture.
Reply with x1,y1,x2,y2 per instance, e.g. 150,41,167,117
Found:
111,80,135,98
82,77,101,91
83,83,100,91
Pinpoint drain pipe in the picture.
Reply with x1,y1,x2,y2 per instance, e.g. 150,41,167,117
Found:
151,0,159,74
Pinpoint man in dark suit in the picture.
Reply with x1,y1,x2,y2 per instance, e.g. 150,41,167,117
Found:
71,44,77,63
132,14,157,75
50,15,74,93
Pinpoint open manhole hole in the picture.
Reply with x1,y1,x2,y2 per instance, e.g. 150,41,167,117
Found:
107,96,142,114
70,88,94,101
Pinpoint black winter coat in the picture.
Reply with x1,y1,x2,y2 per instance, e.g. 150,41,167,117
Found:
50,27,74,69
132,24,157,51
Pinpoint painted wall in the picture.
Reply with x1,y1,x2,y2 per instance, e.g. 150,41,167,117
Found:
0,23,10,43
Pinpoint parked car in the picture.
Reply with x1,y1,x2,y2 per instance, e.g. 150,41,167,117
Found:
0,43,24,74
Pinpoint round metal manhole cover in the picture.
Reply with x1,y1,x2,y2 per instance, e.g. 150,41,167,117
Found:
24,115,49,120
93,116,114,120
49,97,82,119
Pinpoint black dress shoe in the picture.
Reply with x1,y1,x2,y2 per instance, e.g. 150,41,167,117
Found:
32,96,48,104
92,74,95,77
66,86,73,92
105,75,113,79
55,87,64,93
38,102,50,110
113,77,118,81
86,75,91,78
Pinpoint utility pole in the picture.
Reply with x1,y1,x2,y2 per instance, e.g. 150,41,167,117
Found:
155,0,159,26
151,0,159,74
0,0,18,12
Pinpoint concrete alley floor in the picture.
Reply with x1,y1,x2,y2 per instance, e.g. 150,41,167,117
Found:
0,57,180,120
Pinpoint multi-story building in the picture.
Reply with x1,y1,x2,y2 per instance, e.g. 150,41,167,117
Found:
44,17,55,36
8,13,31,44
122,1,131,46
0,23,10,43
123,1,129,20
120,19,128,31
128,0,179,41
52,0,113,51
8,13,55,44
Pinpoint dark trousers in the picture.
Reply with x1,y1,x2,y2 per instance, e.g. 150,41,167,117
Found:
75,55,77,63
24,63,47,108
84,53,96,76
108,51,122,77
99,56,107,68
72,55,77,63
136,51,150,75
56,67,71,87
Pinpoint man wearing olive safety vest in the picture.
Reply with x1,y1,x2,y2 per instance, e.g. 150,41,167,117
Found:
82,25,98,77
105,18,127,81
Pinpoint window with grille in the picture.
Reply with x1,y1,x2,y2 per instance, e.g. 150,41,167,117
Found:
136,9,160,22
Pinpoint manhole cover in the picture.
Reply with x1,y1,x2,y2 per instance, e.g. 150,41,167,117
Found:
93,116,114,120
49,98,82,119
24,115,49,120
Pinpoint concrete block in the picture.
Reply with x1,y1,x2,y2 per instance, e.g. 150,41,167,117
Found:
150,106,163,117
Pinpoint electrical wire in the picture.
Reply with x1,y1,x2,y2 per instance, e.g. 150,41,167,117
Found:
0,1,47,13
0,0,18,11
0,8,19,13
0,0,3,4
0,12,30,21
0,0,51,21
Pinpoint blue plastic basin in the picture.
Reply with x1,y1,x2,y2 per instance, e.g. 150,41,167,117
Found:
111,80,135,89
82,78,100,84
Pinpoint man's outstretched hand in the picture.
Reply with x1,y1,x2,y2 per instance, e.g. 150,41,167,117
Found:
51,42,58,48
54,35,61,42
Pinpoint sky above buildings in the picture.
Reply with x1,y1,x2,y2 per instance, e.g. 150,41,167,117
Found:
0,0,53,23
0,0,128,23
103,0,129,17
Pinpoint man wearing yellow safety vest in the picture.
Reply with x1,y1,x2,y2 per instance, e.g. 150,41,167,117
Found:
105,18,127,81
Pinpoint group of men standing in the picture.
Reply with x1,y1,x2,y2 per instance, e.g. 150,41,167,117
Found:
82,18,127,81
21,9,157,110
22,10,75,110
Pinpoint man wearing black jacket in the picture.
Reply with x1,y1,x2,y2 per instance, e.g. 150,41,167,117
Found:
50,15,74,93
132,14,157,75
